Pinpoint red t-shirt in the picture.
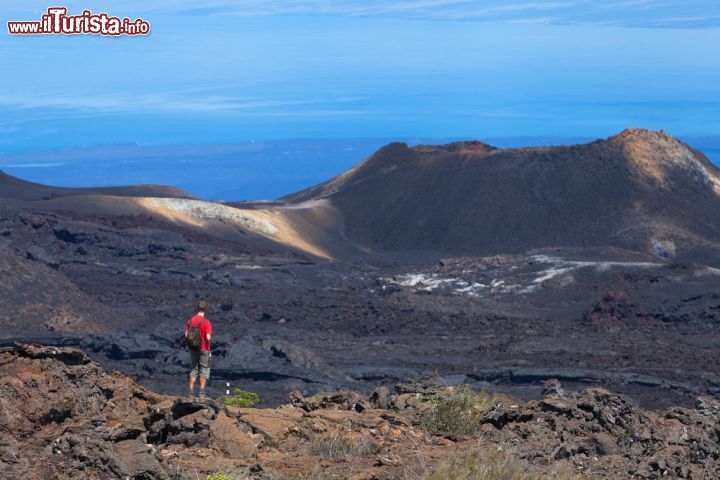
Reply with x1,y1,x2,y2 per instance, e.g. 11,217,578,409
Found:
185,315,213,351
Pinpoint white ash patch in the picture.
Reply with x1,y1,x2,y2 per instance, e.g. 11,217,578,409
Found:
382,273,514,296
694,266,720,277
382,255,665,298
145,198,277,236
384,273,462,292
529,255,660,284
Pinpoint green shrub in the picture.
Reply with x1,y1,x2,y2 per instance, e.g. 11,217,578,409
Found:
416,386,494,438
206,471,230,480
217,388,260,408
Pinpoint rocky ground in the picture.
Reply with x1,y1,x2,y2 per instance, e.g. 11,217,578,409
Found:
2,201,720,409
2,343,720,479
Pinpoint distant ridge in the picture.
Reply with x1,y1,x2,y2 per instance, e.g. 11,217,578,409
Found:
0,169,195,201
284,129,720,260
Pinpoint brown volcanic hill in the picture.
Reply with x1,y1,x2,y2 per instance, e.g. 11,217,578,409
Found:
284,129,720,261
0,169,195,201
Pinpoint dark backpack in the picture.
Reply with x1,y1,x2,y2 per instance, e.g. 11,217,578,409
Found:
186,318,206,350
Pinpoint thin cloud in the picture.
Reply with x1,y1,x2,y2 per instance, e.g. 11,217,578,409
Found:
505,16,564,24
5,0,718,28
0,90,366,117
171,0,719,29
645,15,720,25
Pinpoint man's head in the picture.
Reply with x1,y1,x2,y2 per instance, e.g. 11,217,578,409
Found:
197,301,208,314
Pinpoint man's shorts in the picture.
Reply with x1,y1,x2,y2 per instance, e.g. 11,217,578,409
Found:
189,349,211,379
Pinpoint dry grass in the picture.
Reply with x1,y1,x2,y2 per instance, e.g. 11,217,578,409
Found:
205,468,257,480
205,445,586,480
288,468,343,480
304,430,382,458
403,448,587,480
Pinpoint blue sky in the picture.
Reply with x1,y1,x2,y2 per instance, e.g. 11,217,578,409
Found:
2,1,720,152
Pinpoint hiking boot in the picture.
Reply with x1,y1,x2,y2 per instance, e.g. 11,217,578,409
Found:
198,391,208,398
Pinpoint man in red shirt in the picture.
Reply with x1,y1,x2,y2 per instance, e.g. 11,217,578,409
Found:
184,301,213,397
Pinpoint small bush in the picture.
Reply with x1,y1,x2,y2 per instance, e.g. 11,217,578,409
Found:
206,468,286,480
416,386,495,438
217,388,260,408
305,431,382,458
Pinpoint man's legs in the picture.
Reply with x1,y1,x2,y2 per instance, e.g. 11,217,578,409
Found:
189,349,200,395
198,350,211,395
